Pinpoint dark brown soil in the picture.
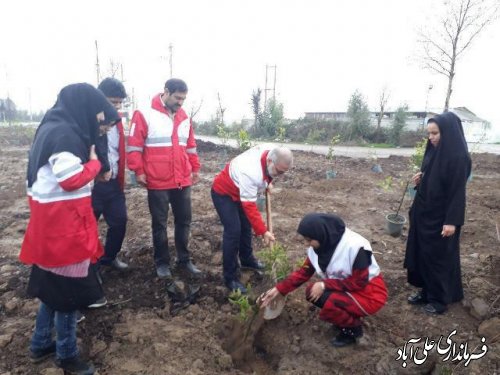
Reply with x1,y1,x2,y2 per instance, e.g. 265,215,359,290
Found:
0,139,499,374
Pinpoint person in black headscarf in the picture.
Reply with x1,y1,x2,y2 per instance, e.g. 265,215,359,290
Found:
260,213,388,347
19,83,119,374
404,112,471,315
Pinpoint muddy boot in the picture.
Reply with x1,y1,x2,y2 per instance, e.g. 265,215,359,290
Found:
330,326,363,347
55,356,95,375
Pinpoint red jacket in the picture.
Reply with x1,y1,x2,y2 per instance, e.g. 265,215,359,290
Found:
126,94,200,190
212,146,272,236
20,153,103,267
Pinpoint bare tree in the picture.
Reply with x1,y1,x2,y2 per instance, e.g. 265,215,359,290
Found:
377,86,390,133
420,0,499,111
108,59,120,78
217,92,226,126
189,99,204,120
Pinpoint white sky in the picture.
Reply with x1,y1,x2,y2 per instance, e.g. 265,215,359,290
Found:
1,0,499,132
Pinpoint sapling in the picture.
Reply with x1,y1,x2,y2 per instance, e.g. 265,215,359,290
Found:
258,242,292,282
236,129,252,152
228,287,255,322
326,135,341,167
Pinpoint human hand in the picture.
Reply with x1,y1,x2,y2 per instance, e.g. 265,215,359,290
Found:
136,174,147,187
307,282,325,303
258,287,280,308
192,172,200,185
412,172,423,186
441,225,456,237
267,183,273,194
89,145,98,161
263,231,275,246
96,171,112,182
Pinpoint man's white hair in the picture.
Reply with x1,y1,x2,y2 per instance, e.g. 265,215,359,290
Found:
267,147,293,167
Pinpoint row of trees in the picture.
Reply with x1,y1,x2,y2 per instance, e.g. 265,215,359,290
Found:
196,0,498,147
0,98,45,123
196,89,418,146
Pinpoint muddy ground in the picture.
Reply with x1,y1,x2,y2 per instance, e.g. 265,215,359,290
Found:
0,131,499,374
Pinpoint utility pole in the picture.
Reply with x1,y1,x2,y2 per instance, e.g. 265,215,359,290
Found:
263,64,277,111
95,40,101,85
168,43,173,78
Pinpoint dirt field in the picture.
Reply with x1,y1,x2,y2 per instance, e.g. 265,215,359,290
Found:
0,134,499,374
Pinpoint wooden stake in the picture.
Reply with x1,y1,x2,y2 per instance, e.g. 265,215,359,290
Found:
266,188,273,233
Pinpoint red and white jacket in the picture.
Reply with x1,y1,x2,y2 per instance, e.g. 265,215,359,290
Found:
20,153,103,268
276,229,388,314
212,144,272,236
126,94,200,190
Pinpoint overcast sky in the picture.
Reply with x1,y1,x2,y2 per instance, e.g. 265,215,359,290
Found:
1,0,499,132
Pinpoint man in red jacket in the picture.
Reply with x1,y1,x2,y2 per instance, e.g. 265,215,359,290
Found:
211,144,293,293
127,78,201,279
92,78,129,276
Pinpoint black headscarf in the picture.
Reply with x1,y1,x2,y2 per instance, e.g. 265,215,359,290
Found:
297,213,346,272
422,111,471,176
27,83,119,187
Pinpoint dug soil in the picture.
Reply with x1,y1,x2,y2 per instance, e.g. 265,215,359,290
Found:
0,136,499,374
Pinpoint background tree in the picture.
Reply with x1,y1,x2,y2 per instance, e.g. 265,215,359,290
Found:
419,0,499,110
376,86,390,136
0,98,17,124
250,88,262,130
346,90,371,141
216,92,226,127
390,104,409,146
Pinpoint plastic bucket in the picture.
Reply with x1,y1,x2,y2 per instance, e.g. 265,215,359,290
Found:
262,294,286,320
128,171,137,186
385,213,406,237
407,186,416,198
326,170,337,179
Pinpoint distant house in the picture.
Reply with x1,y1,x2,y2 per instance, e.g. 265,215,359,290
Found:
304,107,489,142
428,107,489,143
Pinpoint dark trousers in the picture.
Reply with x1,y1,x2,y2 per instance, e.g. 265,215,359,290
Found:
211,189,253,282
92,179,127,264
148,187,192,266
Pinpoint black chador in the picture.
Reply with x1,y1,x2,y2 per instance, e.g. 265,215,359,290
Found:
404,112,471,312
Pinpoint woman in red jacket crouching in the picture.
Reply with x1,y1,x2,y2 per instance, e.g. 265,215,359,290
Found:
260,213,388,347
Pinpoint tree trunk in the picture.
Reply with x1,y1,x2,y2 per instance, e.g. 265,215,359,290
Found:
444,52,456,111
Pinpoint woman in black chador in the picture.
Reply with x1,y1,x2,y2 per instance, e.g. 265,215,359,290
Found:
404,111,471,314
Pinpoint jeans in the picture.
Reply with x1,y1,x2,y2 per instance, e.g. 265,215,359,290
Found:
211,189,253,282
30,302,78,360
148,187,192,266
92,178,127,264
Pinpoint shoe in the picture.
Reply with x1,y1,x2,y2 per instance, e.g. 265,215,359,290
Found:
55,356,95,375
423,303,447,315
240,258,265,271
76,311,86,323
408,290,427,305
88,297,107,309
156,264,172,279
225,279,247,294
30,342,56,363
177,260,202,276
330,326,363,347
110,258,129,271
